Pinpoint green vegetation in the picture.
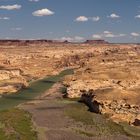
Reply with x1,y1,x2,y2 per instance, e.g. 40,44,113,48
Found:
0,108,37,140
0,69,74,139
74,129,95,137
120,122,140,138
65,102,123,135
64,101,140,139
0,69,74,111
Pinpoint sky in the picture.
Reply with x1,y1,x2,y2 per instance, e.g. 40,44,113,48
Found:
0,0,140,43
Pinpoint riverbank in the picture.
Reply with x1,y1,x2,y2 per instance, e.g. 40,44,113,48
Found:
19,83,140,140
0,69,73,111
0,108,37,140
0,82,140,140
0,44,96,95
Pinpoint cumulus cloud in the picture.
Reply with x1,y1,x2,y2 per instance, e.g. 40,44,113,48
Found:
103,31,126,38
0,17,10,20
60,36,84,42
92,34,102,39
92,16,100,21
11,27,22,31
74,36,84,41
0,4,21,10
29,0,39,2
108,13,120,19
135,15,140,19
104,31,112,34
119,34,126,37
76,16,88,22
105,33,115,38
32,8,54,16
105,33,126,38
92,31,126,39
131,32,140,37
103,31,115,38
76,16,100,22
61,37,73,41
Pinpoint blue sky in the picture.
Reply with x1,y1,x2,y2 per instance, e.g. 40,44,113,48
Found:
0,0,140,43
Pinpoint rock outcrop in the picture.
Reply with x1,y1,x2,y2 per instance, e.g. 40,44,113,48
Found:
0,42,140,125
0,69,28,94
85,40,109,44
79,89,140,125
63,44,140,125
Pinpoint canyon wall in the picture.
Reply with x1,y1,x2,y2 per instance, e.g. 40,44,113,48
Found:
0,42,140,125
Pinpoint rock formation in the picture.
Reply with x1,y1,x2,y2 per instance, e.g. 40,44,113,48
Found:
0,41,140,125
62,44,140,125
84,40,109,44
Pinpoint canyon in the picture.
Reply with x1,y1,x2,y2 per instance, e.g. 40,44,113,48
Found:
0,41,140,127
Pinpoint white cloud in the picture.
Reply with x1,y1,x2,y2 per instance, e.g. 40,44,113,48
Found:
0,17,10,20
74,36,84,41
105,33,115,38
103,31,126,38
76,16,88,22
92,34,102,39
131,32,140,37
92,16,100,21
76,16,100,22
108,13,120,19
103,31,115,38
11,27,22,31
104,31,112,34
105,33,126,38
135,15,140,19
29,0,39,2
61,37,73,41
119,34,126,37
32,8,54,16
60,36,84,42
0,4,21,10
92,31,126,39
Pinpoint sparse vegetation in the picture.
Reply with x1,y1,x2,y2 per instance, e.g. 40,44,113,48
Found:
65,100,140,139
74,129,95,137
0,108,37,140
120,122,140,138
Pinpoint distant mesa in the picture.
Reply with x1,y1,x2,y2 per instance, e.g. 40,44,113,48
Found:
0,39,109,46
0,39,63,46
0,39,71,45
63,40,69,44
84,40,109,44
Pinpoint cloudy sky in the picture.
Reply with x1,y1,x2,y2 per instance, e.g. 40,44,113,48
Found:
0,0,140,43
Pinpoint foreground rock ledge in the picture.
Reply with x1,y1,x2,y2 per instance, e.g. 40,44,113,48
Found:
62,44,140,125
78,89,140,126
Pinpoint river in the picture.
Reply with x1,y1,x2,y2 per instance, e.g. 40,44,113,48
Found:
0,69,73,111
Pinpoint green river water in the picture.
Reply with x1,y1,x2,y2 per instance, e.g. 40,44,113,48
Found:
0,69,73,111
